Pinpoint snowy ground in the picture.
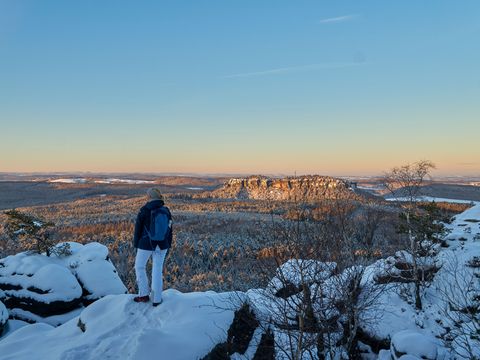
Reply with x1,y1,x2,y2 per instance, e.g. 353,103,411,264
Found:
374,201,480,359
94,179,155,185
48,178,155,185
48,178,88,184
0,290,236,360
385,196,477,204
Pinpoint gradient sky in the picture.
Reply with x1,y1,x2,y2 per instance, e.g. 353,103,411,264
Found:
1,1,479,176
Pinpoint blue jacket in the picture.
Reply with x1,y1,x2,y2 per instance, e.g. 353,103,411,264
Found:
133,200,173,250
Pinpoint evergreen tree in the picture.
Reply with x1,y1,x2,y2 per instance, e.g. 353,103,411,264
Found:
4,209,70,257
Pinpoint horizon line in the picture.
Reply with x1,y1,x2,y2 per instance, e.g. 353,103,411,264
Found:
1,171,479,180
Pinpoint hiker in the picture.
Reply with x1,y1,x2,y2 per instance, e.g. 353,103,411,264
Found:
133,188,172,306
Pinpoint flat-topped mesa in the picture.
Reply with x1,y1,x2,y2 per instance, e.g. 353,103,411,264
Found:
203,175,358,201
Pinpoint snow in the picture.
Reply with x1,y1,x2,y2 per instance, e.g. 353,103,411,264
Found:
268,259,336,293
0,242,127,324
230,327,264,360
0,257,82,303
48,178,155,185
385,196,477,204
94,178,155,185
32,264,82,301
0,245,120,303
49,178,87,184
365,202,480,358
67,242,108,263
0,251,54,276
0,319,28,339
391,330,437,359
0,301,7,326
8,307,83,327
357,185,385,191
450,199,480,223
75,261,124,300
0,290,236,360
65,242,126,300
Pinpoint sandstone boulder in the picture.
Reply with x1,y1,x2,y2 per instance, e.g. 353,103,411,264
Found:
0,242,127,325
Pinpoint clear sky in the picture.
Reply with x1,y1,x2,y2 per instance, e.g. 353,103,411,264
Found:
1,1,479,176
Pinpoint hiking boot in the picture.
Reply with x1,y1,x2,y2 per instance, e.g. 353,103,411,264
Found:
152,299,163,307
133,295,150,303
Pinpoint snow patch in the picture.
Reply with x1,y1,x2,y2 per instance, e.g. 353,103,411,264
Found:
48,178,87,184
94,178,155,185
386,196,477,204
391,330,437,359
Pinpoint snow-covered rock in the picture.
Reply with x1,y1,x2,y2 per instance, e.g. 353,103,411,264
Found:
267,259,337,297
0,242,127,324
390,330,438,359
0,300,8,336
275,259,337,286
67,242,126,304
0,290,236,360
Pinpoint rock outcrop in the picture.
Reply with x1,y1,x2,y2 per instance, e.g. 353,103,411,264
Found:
0,299,7,336
388,330,438,360
0,242,127,325
200,175,359,201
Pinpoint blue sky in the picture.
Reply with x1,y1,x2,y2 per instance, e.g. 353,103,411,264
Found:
1,1,479,175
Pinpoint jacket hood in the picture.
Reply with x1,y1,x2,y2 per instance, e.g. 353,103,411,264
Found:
144,199,165,209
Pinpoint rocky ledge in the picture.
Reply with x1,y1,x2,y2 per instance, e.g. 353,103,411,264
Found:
0,242,127,326
200,175,361,201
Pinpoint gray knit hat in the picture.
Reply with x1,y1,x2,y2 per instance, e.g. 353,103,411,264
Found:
147,188,164,201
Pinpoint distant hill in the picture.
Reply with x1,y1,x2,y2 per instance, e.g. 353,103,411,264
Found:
0,176,225,210
387,183,480,202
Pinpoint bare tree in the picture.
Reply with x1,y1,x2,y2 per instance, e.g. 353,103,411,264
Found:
383,160,435,202
353,203,387,259
383,160,443,310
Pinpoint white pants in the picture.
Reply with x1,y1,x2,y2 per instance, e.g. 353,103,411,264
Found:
135,246,168,303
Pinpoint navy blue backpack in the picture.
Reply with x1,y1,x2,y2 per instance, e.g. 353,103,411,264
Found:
147,207,170,242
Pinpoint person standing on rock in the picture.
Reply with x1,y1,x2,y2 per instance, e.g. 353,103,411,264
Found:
133,188,173,306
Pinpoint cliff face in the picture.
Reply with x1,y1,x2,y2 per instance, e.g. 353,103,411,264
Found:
202,175,358,201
